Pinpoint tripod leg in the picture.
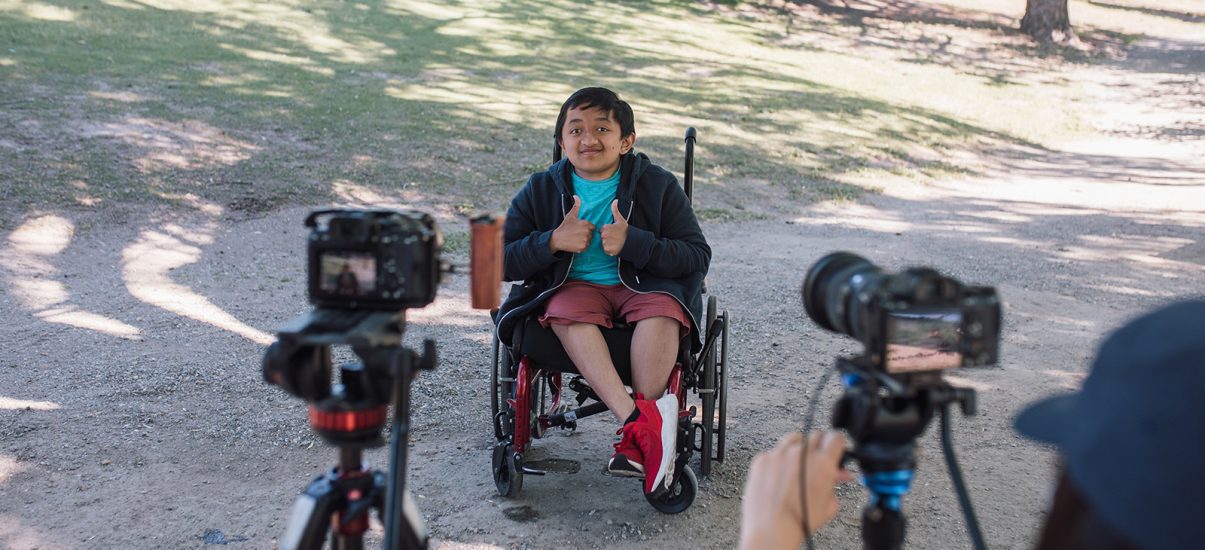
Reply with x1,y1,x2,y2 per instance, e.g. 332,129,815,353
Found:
280,472,338,550
384,349,430,549
862,500,906,550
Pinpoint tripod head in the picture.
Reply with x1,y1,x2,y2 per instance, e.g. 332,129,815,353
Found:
263,309,436,444
833,356,976,463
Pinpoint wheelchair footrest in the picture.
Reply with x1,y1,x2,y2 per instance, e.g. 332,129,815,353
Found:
522,458,580,475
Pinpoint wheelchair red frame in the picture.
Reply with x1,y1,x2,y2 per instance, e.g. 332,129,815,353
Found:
490,128,729,514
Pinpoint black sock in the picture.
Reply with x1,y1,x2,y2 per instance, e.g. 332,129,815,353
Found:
624,408,640,425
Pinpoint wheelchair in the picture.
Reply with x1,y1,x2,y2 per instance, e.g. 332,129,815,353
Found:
490,128,730,514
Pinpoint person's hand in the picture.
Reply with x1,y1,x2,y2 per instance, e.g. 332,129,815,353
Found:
550,196,594,253
600,199,628,256
739,431,851,550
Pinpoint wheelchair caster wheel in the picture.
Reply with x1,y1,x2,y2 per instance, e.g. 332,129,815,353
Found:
492,444,523,498
645,465,697,514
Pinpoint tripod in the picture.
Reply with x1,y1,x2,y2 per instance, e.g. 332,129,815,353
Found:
264,309,435,550
831,356,986,550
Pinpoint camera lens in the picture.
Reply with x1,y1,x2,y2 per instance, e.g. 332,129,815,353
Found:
801,252,886,342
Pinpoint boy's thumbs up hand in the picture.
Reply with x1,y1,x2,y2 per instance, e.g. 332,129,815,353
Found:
550,195,594,253
601,199,628,256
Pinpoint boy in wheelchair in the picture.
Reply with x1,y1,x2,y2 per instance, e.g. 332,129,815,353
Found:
495,87,711,496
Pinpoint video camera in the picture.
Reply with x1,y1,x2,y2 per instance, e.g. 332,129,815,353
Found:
264,208,503,550
801,252,1000,550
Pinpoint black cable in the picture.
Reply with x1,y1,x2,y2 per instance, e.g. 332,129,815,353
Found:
940,406,987,550
801,369,836,454
800,433,812,549
801,368,836,550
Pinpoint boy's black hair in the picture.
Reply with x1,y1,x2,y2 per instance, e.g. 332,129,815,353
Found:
554,87,635,144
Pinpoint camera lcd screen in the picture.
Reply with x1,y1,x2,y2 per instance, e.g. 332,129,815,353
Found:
318,251,376,298
885,310,963,373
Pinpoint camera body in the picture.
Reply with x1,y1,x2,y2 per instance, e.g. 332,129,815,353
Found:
861,268,1000,374
803,252,1000,374
305,209,443,311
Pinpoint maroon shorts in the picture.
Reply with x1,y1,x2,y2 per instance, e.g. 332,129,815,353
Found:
539,281,691,338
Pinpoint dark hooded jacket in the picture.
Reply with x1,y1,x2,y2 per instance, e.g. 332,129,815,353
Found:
495,151,711,353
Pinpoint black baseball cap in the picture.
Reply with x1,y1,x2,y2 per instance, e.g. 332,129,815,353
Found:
1014,299,1205,549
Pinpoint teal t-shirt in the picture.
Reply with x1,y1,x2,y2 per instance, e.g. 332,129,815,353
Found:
567,168,621,285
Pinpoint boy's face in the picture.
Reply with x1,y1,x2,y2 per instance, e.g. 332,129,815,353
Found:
559,104,635,181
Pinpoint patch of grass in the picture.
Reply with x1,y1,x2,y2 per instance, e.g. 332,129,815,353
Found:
1120,32,1146,46
452,202,477,217
919,160,976,178
695,207,771,221
810,180,868,202
441,230,470,256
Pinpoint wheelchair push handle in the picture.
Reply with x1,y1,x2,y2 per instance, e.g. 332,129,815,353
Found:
684,127,696,205
470,214,505,310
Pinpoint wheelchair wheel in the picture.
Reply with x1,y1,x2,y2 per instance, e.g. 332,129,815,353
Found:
645,465,697,514
492,443,523,497
700,296,719,476
531,373,547,439
716,309,729,464
492,338,514,442
491,335,501,440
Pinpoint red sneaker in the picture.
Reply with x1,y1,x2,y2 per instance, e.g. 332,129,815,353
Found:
607,426,645,478
627,393,678,495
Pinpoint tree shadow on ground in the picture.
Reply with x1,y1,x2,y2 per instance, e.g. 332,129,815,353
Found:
1087,0,1205,24
796,0,1015,32
759,0,1056,84
1117,36,1205,74
980,146,1205,186
760,0,1150,82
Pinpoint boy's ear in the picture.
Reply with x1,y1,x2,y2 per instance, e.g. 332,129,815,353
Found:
621,132,636,154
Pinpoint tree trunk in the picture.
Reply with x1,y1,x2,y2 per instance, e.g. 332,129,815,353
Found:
1021,0,1072,43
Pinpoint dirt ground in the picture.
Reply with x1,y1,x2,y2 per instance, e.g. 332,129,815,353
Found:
2,26,1203,550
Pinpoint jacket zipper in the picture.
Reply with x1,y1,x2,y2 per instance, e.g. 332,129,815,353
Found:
614,198,703,335
620,200,639,283
617,267,700,335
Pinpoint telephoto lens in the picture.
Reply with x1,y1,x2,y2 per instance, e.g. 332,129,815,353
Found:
801,252,886,343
